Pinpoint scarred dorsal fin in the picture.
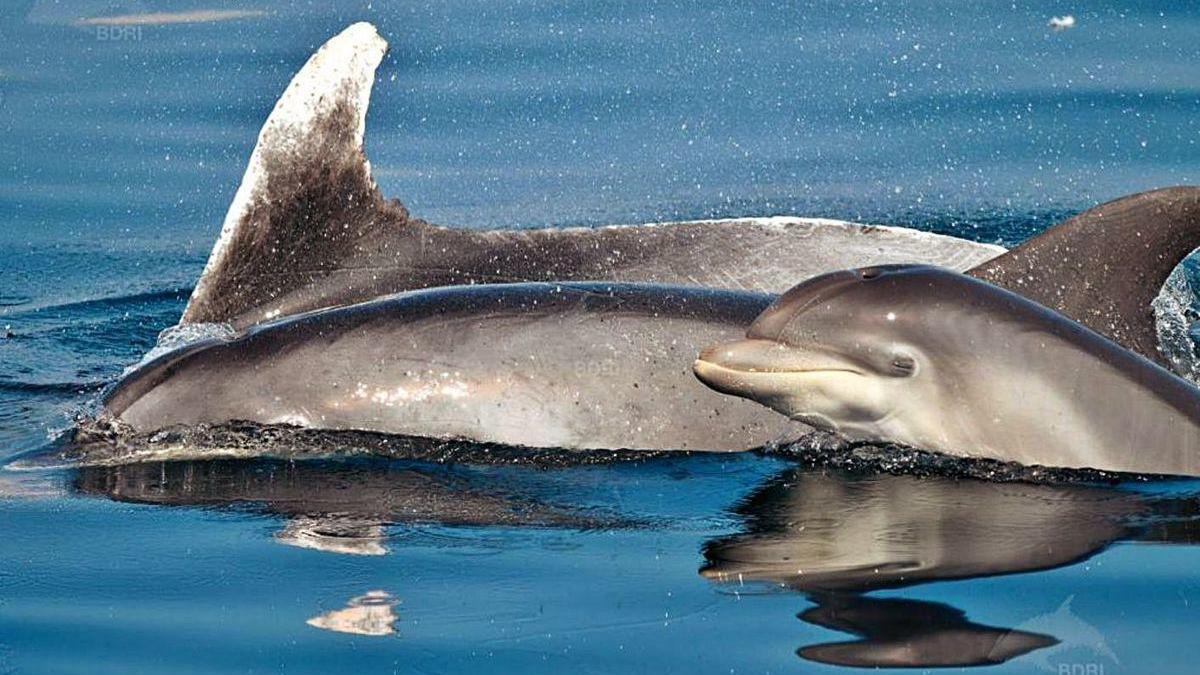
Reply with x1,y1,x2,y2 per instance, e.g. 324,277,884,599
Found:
178,23,1004,331
181,22,410,325
969,187,1200,367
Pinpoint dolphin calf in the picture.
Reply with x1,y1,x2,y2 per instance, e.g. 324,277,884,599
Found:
694,265,1200,475
180,22,1003,331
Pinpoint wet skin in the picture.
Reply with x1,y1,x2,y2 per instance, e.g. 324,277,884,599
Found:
695,265,1200,475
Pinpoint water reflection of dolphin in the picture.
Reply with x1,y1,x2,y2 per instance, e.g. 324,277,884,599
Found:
701,469,1142,591
72,459,621,554
701,468,1200,668
306,590,400,636
796,595,1058,668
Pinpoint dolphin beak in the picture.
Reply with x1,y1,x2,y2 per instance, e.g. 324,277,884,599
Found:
693,338,860,400
694,339,787,397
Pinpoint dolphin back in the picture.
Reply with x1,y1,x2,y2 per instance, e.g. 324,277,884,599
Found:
969,186,1200,367
178,23,1003,331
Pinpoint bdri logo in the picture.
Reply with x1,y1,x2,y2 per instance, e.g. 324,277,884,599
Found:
92,24,143,42
26,0,152,41
999,597,1119,674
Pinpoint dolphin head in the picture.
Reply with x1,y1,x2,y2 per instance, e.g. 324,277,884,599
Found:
693,265,955,441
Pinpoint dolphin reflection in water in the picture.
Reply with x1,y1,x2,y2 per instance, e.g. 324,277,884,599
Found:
306,590,400,637
701,468,1200,668
72,458,622,556
70,458,1200,667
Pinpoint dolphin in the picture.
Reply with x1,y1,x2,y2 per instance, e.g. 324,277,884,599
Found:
693,265,1200,475
91,283,811,456
57,22,1200,460
181,23,1200,380
179,22,1002,331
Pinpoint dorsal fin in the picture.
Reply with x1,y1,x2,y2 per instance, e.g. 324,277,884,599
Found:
968,187,1200,367
179,21,1006,331
180,22,410,325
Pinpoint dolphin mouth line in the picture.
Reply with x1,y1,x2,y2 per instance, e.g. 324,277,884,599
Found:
692,359,862,377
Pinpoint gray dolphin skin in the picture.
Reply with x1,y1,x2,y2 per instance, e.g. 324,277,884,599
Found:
179,22,1003,331
969,186,1200,368
104,283,809,453
694,265,1200,475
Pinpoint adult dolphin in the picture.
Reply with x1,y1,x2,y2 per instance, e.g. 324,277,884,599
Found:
693,265,1200,476
179,22,1002,331
968,186,1200,369
92,283,810,456
181,24,1200,376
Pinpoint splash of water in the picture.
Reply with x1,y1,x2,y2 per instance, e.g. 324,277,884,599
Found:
1153,259,1200,384
122,321,236,376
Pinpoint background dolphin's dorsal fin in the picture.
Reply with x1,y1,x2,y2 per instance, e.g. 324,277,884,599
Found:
968,186,1200,367
181,22,411,326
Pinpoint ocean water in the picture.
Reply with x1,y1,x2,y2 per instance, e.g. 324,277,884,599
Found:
2,1,1200,673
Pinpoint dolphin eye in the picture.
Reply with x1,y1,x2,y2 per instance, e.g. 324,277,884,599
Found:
860,268,883,280
889,354,917,376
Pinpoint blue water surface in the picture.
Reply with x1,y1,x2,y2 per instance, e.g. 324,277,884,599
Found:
2,1,1200,673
